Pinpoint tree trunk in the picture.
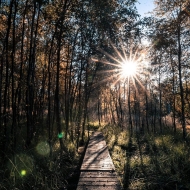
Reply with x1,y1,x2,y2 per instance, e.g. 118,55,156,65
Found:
11,0,17,151
128,80,133,134
177,23,186,139
158,63,162,134
2,0,14,155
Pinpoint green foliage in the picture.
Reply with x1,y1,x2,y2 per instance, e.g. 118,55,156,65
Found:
88,122,100,131
1,152,71,189
100,125,190,190
0,131,84,190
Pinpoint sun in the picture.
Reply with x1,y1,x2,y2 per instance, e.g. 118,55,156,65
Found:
120,61,137,78
92,42,150,89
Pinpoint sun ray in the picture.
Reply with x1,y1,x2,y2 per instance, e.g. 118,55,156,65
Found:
91,58,119,67
97,48,122,65
92,40,151,99
133,75,147,92
110,42,126,63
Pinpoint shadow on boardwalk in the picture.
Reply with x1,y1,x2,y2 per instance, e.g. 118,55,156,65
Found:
77,132,122,190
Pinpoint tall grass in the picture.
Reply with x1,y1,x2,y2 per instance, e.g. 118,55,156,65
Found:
100,125,190,190
0,120,91,190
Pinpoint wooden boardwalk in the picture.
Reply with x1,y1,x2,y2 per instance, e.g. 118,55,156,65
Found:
77,132,122,190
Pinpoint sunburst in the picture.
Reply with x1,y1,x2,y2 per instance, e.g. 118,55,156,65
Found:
120,60,137,78
92,42,149,93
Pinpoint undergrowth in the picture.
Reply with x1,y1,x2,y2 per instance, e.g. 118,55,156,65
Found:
0,122,94,190
100,124,190,190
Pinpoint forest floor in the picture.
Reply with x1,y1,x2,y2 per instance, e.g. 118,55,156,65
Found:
0,127,91,190
66,146,86,190
2,122,190,190
98,123,190,190
67,122,190,190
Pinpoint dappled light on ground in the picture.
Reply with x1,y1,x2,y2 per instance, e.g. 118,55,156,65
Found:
100,124,190,189
53,140,61,151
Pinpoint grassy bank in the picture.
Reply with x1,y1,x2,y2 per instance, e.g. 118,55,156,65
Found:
0,121,92,190
100,125,190,190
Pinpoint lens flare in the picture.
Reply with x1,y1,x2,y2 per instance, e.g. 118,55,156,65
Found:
21,170,26,176
58,132,64,139
7,154,33,178
36,141,50,156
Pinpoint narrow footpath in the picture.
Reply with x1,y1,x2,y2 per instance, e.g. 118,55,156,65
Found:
77,132,122,190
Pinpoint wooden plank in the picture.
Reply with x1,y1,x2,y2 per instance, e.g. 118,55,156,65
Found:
77,132,122,190
80,171,117,178
78,181,120,186
77,185,122,190
78,177,119,182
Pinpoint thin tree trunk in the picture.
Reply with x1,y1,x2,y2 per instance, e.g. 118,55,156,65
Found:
15,0,28,132
48,28,56,157
128,80,133,134
177,22,186,139
77,64,82,149
3,0,14,154
26,1,37,146
171,62,176,134
65,56,70,140
11,0,17,151
98,94,101,126
158,63,162,134
118,83,123,129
